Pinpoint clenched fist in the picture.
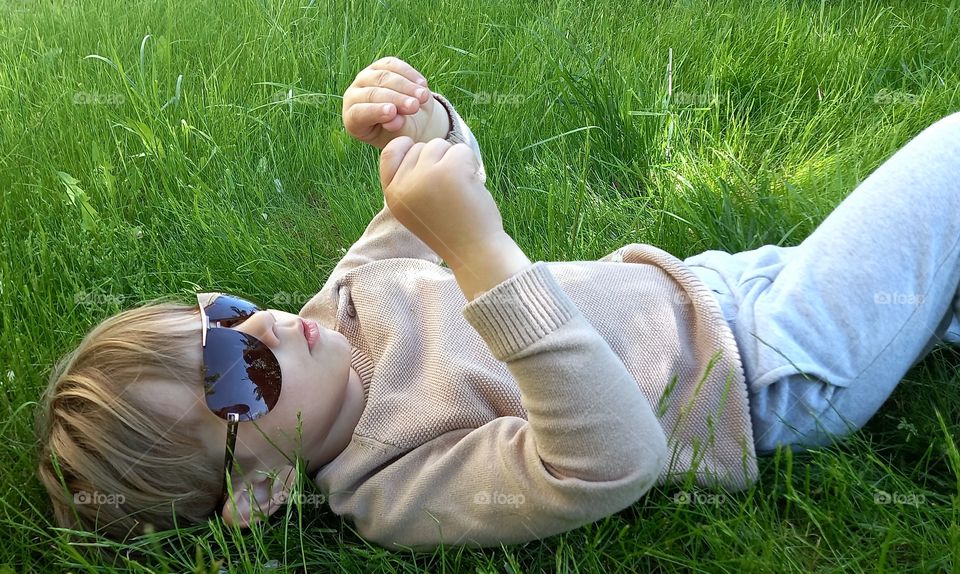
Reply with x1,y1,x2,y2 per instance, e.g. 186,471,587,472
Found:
342,57,450,149
379,136,504,269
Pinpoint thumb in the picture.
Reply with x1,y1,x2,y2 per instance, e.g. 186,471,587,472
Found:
379,136,416,190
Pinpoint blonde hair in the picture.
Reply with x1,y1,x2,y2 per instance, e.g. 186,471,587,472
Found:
34,296,223,541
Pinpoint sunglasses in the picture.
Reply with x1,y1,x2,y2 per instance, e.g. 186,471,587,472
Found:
197,292,283,515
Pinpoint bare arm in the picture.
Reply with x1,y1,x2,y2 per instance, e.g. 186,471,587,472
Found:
450,232,533,302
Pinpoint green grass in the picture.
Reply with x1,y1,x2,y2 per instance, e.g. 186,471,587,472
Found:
2,0,959,570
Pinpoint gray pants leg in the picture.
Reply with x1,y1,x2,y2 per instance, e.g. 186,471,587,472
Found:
684,112,960,454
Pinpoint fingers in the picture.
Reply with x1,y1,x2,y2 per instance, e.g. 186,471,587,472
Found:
368,56,428,88
345,86,425,116
341,83,424,137
442,142,477,167
418,138,452,166
380,138,456,192
344,56,431,115
343,57,432,141
440,143,482,179
381,113,405,132
379,136,417,190
354,68,429,104
343,102,401,136
391,141,426,186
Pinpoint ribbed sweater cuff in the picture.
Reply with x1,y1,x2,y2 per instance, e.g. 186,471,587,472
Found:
432,92,464,143
432,91,487,185
462,262,579,362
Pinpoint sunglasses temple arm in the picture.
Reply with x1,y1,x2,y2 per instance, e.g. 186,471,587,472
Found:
219,413,240,512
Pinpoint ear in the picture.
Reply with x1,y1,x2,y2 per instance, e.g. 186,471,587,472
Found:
221,464,297,528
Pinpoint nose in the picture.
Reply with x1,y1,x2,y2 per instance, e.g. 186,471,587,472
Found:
235,310,281,346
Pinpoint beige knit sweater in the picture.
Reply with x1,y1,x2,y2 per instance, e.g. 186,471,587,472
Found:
299,93,757,552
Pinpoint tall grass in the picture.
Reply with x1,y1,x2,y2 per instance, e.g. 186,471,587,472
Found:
1,0,958,571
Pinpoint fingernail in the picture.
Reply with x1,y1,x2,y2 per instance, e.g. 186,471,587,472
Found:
382,103,392,114
415,88,426,99
416,77,428,86
405,97,416,107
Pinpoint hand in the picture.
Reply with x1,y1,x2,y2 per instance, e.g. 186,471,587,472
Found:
342,57,449,149
379,136,504,268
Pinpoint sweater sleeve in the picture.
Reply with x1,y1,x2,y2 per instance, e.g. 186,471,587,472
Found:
319,92,486,292
330,262,670,551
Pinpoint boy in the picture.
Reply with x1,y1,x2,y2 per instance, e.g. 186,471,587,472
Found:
37,56,960,552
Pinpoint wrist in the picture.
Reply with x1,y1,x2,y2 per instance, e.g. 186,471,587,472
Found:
450,233,533,302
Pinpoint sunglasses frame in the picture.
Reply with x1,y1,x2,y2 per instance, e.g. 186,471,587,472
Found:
197,292,279,515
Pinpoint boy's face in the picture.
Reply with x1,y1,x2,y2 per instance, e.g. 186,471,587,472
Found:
147,308,357,478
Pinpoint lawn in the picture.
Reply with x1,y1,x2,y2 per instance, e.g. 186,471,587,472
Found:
1,0,959,571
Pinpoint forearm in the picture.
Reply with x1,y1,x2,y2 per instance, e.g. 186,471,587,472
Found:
425,94,454,141
450,232,533,302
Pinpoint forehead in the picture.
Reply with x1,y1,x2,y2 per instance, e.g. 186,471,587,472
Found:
125,376,222,462
128,311,210,427
129,375,209,427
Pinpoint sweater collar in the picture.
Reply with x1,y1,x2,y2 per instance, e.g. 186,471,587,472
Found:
349,345,375,401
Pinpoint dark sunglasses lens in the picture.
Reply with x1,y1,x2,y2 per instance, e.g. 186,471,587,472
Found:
203,329,282,421
204,295,259,328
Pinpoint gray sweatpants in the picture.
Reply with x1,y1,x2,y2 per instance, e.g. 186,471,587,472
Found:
683,112,960,455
